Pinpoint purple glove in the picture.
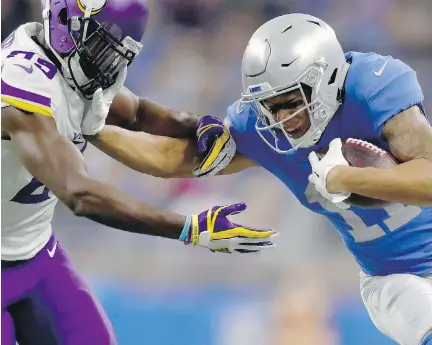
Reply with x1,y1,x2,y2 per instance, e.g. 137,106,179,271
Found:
179,202,278,253
193,115,236,178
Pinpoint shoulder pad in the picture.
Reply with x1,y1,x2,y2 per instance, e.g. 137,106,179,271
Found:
226,99,255,133
346,52,424,132
1,56,57,117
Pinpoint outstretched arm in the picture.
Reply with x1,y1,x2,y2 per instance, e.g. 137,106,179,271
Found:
107,87,199,138
98,89,256,177
327,106,432,205
89,125,257,178
2,107,274,253
2,106,186,238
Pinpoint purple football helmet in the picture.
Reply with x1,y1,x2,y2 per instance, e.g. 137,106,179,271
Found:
41,0,149,98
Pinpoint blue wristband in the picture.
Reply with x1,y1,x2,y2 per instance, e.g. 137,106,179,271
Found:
179,216,192,241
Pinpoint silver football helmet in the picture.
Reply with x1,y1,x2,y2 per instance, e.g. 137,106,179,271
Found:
241,13,350,154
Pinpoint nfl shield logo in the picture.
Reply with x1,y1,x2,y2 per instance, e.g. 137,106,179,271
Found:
249,86,262,93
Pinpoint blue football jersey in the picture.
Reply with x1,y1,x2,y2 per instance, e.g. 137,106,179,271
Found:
226,51,432,276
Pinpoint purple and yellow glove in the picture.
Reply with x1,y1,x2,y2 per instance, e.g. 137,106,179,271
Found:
193,115,236,178
179,203,278,253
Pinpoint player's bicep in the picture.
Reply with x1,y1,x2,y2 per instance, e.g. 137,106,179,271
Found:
108,87,174,130
2,107,87,199
109,87,198,137
382,106,432,162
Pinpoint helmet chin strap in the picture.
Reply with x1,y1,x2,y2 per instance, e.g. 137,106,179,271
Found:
82,0,93,42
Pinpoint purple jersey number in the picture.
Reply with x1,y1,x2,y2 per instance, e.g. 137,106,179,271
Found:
7,50,57,80
11,137,88,204
11,178,51,204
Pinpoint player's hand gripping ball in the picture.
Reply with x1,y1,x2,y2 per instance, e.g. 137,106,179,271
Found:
309,138,398,208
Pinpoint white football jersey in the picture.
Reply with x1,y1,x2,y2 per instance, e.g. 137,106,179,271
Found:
1,23,87,260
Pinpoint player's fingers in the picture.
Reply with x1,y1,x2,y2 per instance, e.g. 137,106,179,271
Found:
107,63,128,98
197,132,212,155
92,87,104,100
117,64,127,82
200,131,230,172
197,123,223,141
196,145,225,173
200,138,225,168
192,166,206,177
237,233,279,243
91,88,104,110
234,249,260,254
237,243,276,251
308,151,320,168
210,228,275,241
210,248,233,254
221,202,247,216
232,227,277,238
197,128,221,154
334,201,351,210
308,173,318,185
329,138,342,152
198,137,236,176
193,144,233,177
198,115,224,130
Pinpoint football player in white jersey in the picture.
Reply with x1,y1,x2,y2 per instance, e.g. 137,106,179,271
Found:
0,1,278,344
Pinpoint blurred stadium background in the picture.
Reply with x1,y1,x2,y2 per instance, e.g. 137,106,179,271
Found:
2,0,431,344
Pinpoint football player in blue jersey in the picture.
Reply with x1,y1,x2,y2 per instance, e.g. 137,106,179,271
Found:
86,13,432,345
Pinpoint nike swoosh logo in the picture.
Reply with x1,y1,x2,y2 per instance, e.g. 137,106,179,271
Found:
373,61,388,77
47,241,58,258
14,63,34,74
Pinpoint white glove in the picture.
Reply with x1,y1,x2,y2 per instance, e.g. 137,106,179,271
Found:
81,65,127,136
308,138,351,205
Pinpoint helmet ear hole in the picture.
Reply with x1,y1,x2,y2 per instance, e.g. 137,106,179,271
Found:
300,83,312,102
58,8,68,25
328,68,338,85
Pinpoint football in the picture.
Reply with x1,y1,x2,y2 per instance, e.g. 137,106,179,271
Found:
326,138,399,208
